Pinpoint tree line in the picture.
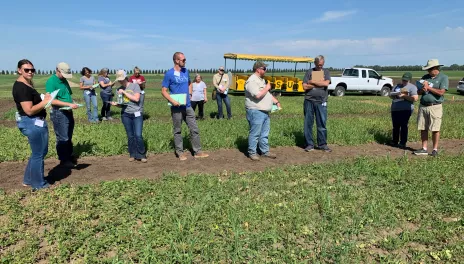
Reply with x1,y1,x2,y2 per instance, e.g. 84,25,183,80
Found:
353,64,464,71
1,65,463,75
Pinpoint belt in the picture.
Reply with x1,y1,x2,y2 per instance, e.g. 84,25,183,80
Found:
421,103,441,107
21,115,45,120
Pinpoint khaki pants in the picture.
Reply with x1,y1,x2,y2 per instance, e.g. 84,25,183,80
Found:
417,104,442,132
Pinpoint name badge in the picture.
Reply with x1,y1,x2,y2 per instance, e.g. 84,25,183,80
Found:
34,119,45,127
85,91,91,95
174,71,180,77
134,111,141,117
322,102,327,107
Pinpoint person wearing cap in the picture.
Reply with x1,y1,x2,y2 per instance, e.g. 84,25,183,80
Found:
98,68,115,121
245,61,281,161
161,52,209,161
302,55,332,152
389,72,418,149
111,70,147,162
413,59,449,157
46,62,79,168
213,66,232,119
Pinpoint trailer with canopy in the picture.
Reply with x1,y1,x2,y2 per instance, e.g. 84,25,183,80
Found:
223,53,314,94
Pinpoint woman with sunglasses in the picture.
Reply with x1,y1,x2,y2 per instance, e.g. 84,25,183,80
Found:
212,66,232,119
98,68,115,121
80,67,99,123
12,59,52,190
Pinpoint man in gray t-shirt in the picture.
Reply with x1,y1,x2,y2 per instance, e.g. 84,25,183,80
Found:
302,55,332,152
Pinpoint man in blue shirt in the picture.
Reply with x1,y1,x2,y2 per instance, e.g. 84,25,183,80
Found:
162,52,209,161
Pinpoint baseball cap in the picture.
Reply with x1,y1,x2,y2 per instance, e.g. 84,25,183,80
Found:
57,62,72,79
219,66,225,71
253,61,268,71
115,70,127,81
401,72,412,81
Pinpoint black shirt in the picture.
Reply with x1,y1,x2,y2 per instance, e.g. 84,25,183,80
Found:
12,81,47,118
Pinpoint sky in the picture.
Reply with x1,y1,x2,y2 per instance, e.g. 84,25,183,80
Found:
0,0,463,72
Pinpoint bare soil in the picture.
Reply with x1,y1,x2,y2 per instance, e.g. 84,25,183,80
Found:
1,139,463,191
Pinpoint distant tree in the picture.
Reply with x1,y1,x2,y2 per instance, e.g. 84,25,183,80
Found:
450,64,460,71
1,70,4,75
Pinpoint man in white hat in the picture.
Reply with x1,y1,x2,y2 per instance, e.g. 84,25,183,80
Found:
46,62,79,167
413,59,449,157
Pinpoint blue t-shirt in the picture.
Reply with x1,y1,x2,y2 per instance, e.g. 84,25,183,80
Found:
162,68,191,108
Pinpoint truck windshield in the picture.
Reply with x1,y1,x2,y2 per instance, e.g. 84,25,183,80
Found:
343,69,359,77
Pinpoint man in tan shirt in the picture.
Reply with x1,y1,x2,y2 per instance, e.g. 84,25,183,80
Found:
212,66,232,119
245,61,281,161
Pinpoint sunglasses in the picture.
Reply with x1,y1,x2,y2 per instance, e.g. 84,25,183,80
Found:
23,68,36,73
178,59,186,63
219,69,224,71
260,67,267,71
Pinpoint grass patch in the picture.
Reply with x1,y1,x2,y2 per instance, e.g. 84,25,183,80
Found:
1,155,463,262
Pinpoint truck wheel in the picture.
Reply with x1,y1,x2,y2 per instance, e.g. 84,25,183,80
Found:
380,86,390,96
334,86,345,96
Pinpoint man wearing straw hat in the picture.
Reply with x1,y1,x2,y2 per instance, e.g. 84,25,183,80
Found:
413,59,449,157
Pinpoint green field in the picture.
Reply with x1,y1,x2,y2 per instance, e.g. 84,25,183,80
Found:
1,73,463,262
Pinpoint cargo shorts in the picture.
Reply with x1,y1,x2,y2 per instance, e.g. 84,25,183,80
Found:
417,104,442,132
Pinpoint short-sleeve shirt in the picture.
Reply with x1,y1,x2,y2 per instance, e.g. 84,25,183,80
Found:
80,76,96,95
162,68,191,108
245,74,273,112
12,81,46,118
120,83,142,114
420,72,449,105
98,76,112,94
128,75,146,88
391,83,418,111
191,81,207,101
303,68,331,103
45,74,73,103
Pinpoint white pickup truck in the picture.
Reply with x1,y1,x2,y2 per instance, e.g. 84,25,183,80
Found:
328,68,394,96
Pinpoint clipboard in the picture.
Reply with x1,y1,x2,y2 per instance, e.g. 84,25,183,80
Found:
41,90,60,108
311,70,324,81
168,94,187,106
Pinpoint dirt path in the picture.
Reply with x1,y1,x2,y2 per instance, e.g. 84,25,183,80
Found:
1,140,463,191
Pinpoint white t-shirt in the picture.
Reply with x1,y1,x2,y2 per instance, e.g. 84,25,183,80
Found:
191,81,207,101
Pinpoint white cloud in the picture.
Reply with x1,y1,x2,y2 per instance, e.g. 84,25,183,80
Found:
444,26,464,33
314,10,357,22
272,37,401,52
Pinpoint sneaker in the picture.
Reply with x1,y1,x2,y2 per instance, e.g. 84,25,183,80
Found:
32,183,51,191
101,117,108,121
262,153,277,159
194,152,209,158
107,117,113,121
304,146,314,152
249,154,260,161
178,153,188,161
318,145,332,153
141,158,148,163
430,150,438,157
128,157,135,162
413,148,428,155
60,161,76,168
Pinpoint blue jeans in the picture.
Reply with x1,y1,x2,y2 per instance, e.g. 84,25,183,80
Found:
121,112,146,159
246,109,270,156
217,93,232,119
100,92,113,118
17,116,49,189
83,90,98,121
50,108,74,162
304,100,328,148
391,110,413,145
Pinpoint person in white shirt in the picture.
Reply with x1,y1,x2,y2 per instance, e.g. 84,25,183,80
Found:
190,74,208,120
